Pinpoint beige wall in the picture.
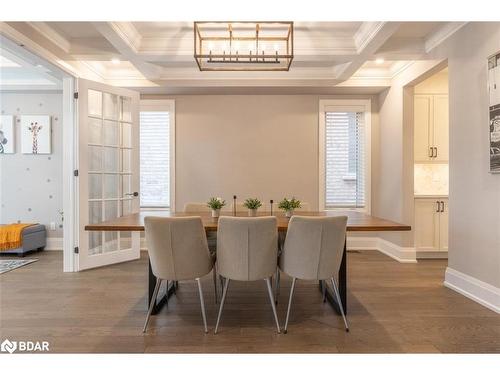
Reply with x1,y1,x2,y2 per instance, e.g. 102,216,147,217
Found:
434,23,500,288
142,94,378,214
378,22,500,289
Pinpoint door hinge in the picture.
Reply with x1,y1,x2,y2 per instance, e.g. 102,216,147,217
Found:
73,169,79,177
74,246,79,254
74,92,79,99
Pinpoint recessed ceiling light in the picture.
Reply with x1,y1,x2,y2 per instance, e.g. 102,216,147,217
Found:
111,58,120,65
375,58,385,64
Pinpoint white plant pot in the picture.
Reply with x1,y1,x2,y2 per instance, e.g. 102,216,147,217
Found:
248,208,257,217
285,210,294,218
211,209,220,218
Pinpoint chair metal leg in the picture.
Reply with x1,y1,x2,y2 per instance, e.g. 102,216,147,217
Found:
331,277,349,332
143,278,161,333
283,277,296,334
322,280,326,302
265,278,281,333
219,275,224,293
213,267,218,304
196,278,208,333
214,278,230,334
275,268,281,304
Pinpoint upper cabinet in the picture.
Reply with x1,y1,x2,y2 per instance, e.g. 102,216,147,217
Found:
414,94,449,163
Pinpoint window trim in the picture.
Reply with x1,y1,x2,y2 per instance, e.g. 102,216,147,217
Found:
139,99,175,211
318,99,371,213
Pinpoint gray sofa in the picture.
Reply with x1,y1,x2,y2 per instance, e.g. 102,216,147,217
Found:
1,224,46,257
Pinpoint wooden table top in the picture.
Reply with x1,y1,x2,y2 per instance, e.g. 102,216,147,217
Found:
85,210,411,232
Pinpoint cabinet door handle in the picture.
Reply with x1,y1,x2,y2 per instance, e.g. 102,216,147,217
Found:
436,201,440,212
434,147,438,158
429,147,433,158
440,201,445,212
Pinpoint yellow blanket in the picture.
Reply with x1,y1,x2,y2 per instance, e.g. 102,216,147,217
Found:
0,223,36,251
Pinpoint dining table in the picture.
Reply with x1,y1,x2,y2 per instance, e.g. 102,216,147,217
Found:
85,210,411,316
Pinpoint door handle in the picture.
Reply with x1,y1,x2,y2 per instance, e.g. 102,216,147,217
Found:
434,147,438,158
440,201,445,212
429,147,433,158
436,201,440,212
125,192,139,197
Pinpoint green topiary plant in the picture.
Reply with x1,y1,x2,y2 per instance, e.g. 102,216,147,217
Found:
278,197,301,213
243,198,262,210
207,197,226,210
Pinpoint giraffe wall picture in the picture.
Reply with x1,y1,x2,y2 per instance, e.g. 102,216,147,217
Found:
21,115,51,154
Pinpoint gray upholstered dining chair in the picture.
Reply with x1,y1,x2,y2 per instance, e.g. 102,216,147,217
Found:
273,202,309,303
279,215,349,333
183,202,220,303
214,216,281,334
143,216,214,333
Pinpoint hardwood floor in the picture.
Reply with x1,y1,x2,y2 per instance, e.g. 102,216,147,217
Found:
1,250,499,353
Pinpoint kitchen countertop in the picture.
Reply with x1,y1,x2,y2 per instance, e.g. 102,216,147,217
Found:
414,194,448,198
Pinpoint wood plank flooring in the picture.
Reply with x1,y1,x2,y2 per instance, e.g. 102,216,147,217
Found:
0,250,499,353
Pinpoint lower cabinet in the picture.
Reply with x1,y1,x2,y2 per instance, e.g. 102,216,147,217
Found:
414,197,448,253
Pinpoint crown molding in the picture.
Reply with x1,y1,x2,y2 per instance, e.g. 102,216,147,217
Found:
27,22,71,53
354,22,386,53
425,22,467,53
108,22,142,53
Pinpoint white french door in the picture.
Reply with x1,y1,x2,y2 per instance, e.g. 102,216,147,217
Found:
77,79,140,270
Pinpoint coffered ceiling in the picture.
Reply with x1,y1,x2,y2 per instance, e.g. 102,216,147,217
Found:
0,21,465,93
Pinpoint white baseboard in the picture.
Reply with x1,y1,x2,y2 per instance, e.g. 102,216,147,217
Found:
45,237,63,251
444,267,500,314
347,236,417,263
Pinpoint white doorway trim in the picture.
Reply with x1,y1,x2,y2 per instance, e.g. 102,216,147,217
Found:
62,77,77,272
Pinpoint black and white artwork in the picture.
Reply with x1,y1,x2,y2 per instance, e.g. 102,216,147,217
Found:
21,115,51,154
488,52,500,172
0,115,15,154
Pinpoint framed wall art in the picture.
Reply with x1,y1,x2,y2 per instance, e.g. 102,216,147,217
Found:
488,51,500,173
0,115,15,154
20,115,51,154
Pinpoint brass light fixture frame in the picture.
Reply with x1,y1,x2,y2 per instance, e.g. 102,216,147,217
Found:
194,21,294,71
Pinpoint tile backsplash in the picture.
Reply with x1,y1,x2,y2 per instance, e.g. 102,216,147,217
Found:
414,164,449,196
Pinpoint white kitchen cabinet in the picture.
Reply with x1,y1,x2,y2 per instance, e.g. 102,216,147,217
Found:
414,197,448,254
414,94,448,162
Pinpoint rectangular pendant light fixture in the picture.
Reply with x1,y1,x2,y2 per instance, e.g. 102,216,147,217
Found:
194,21,294,71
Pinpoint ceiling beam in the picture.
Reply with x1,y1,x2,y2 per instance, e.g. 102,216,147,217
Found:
27,22,71,53
92,22,162,80
425,22,467,53
334,22,401,81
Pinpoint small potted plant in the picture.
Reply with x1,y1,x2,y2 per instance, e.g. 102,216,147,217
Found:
243,198,262,217
207,197,226,218
278,197,301,218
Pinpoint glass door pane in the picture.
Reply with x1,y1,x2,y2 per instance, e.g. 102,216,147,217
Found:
78,78,139,271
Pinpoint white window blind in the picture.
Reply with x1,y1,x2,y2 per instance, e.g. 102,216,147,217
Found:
325,111,365,208
140,111,170,207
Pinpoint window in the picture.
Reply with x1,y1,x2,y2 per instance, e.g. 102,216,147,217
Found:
319,100,371,211
139,100,175,208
